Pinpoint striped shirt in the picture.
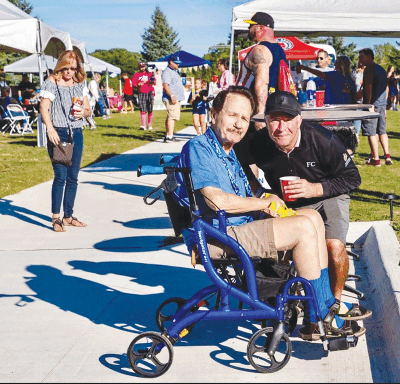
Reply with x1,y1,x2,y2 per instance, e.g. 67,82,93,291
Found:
39,80,88,129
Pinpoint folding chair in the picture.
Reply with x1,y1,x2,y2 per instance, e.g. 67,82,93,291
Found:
6,104,33,135
0,105,12,134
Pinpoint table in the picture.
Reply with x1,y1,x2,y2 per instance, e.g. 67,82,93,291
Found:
301,109,380,122
301,104,373,111
108,95,122,111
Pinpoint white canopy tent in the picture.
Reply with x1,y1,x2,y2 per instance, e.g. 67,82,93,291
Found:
230,0,400,72
4,54,121,76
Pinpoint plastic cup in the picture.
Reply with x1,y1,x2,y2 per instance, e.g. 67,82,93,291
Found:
280,176,300,202
316,90,325,107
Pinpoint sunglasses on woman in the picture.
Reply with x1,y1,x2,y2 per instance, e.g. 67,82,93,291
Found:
62,67,77,72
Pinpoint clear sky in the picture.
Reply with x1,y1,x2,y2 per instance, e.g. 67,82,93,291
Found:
32,0,399,58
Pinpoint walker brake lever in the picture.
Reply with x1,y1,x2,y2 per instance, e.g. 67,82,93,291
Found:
143,169,177,205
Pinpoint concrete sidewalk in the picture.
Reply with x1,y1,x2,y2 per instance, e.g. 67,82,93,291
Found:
0,126,398,382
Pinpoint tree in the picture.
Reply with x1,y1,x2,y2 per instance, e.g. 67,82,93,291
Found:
373,42,400,70
141,6,180,61
8,0,33,14
90,48,143,76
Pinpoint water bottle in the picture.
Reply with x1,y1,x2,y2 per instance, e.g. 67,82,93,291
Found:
306,78,316,107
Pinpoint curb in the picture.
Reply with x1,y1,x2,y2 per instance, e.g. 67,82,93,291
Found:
355,221,400,382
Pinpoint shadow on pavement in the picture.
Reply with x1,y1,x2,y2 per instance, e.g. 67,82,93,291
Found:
0,198,50,229
113,217,172,230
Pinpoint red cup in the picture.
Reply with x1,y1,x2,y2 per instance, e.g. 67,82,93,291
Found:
280,176,300,202
24,99,29,105
316,90,325,107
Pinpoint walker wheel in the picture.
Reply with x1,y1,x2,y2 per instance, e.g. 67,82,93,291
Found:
247,327,292,373
156,297,187,332
127,331,173,378
156,297,199,334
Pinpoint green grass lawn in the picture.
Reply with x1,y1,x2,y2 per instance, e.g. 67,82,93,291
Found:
1,107,399,239
0,107,194,197
350,110,400,237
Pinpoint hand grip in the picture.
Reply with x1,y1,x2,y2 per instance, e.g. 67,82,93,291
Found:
137,165,165,177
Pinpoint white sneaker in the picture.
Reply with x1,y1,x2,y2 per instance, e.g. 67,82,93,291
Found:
148,126,153,131
102,115,107,120
139,126,147,130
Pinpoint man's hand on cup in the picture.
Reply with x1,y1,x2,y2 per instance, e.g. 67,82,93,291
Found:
282,178,323,199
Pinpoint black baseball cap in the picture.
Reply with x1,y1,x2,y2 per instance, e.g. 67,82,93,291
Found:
264,91,301,117
138,61,146,67
244,12,274,29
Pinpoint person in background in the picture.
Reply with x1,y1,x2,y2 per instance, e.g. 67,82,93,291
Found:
0,86,30,128
121,72,134,114
216,58,236,93
188,78,208,135
387,65,399,111
358,48,393,166
17,73,35,104
162,55,184,142
88,72,109,120
353,60,365,140
132,61,156,131
0,71,9,97
296,55,356,105
39,50,91,232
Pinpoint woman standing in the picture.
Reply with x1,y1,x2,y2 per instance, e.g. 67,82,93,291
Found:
39,50,91,232
387,65,399,111
297,55,356,104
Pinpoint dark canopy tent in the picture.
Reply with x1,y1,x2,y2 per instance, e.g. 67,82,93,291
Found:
157,50,212,68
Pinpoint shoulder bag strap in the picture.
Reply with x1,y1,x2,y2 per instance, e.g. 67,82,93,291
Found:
55,80,73,143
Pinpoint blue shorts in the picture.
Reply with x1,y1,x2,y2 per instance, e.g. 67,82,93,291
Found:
389,86,398,96
192,106,206,115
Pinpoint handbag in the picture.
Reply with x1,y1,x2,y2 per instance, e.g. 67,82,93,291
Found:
51,82,75,166
52,141,74,166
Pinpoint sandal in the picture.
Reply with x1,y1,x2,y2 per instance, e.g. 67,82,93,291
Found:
333,300,372,321
52,217,66,232
62,216,87,227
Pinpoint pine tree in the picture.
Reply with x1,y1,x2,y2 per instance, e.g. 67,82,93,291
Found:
8,0,33,14
141,6,181,61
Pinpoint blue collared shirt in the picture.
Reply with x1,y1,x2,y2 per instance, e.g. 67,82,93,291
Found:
174,128,253,253
162,65,185,102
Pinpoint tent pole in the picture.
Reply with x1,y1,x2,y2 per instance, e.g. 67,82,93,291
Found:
36,20,47,148
229,11,235,76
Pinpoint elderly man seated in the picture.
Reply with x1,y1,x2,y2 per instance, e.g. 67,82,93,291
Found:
174,86,368,341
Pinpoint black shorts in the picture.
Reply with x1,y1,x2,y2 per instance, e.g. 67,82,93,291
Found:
123,94,133,102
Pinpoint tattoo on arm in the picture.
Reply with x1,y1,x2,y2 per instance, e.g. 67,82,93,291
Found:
248,48,267,71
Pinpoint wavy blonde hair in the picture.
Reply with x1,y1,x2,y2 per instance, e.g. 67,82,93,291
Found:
52,50,86,83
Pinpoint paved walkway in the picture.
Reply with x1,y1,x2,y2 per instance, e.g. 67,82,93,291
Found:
0,126,396,382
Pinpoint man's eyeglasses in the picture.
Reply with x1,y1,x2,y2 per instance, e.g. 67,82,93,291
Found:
317,57,325,61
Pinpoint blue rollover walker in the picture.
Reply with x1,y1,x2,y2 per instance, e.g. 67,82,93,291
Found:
127,163,355,378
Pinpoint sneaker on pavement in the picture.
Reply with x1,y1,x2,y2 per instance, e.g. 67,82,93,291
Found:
365,158,381,167
163,136,177,143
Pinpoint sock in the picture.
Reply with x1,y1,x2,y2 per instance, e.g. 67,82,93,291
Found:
321,268,336,308
140,112,146,127
148,112,153,127
386,154,391,159
308,276,344,328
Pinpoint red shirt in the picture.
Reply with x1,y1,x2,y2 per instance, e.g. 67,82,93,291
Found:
123,78,133,95
131,71,155,94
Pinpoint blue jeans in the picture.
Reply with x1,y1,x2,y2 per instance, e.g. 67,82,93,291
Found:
97,97,106,116
47,128,84,217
